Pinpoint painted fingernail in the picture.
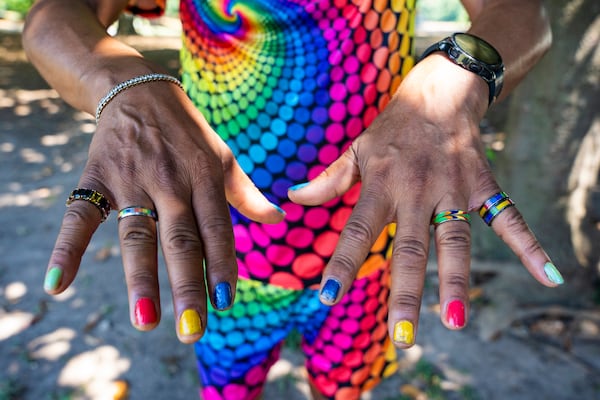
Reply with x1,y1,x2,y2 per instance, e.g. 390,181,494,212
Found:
134,297,157,326
179,309,202,336
270,202,286,215
393,320,415,345
289,182,309,191
445,300,466,328
44,266,62,291
544,262,564,285
214,282,232,310
320,278,341,303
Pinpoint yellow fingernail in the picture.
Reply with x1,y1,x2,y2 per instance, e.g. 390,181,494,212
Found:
393,320,414,345
179,309,201,336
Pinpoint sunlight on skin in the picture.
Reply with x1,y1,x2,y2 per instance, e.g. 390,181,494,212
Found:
28,327,76,361
58,345,131,399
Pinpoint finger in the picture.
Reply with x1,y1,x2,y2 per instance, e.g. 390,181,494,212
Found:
432,207,472,330
155,196,207,344
44,187,109,294
223,155,286,224
117,204,160,331
319,189,389,306
288,146,359,206
471,188,564,287
192,174,237,312
388,208,431,349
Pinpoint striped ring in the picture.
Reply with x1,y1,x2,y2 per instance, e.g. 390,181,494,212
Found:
118,206,158,222
479,192,515,226
431,209,471,227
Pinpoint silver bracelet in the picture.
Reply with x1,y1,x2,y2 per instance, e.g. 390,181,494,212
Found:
95,73,183,123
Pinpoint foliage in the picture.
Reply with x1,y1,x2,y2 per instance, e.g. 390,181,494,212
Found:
417,0,469,22
0,0,34,17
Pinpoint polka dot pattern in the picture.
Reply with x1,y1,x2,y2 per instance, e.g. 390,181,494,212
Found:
180,0,416,290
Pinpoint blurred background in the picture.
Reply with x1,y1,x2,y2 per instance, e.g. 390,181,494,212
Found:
1,0,599,399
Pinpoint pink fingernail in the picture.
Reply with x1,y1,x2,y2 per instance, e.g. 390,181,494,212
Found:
446,300,465,328
135,298,157,326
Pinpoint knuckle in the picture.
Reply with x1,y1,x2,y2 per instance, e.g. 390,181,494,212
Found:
162,223,202,257
329,253,359,280
389,292,421,309
172,279,205,300
393,237,428,263
437,228,471,250
120,223,156,248
342,218,376,246
127,269,157,287
443,273,469,291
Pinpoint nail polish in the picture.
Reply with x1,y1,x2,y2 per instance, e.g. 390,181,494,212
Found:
44,266,62,291
393,320,414,345
134,298,157,326
270,202,286,215
289,182,309,191
214,282,232,310
445,300,466,328
543,262,564,285
320,278,341,303
179,309,202,336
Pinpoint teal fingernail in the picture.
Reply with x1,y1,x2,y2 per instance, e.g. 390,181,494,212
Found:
543,262,564,285
44,266,62,291
289,182,309,191
270,202,286,215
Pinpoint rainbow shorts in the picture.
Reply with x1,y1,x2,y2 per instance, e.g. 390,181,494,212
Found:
195,266,398,400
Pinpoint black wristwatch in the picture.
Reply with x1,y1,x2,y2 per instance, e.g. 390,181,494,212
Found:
419,33,505,106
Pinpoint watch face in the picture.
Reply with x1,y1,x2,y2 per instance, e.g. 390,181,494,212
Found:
454,33,501,65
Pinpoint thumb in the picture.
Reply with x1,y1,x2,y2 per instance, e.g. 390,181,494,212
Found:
288,146,360,206
224,157,286,224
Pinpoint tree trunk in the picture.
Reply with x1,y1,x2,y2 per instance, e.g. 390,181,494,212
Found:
472,0,600,279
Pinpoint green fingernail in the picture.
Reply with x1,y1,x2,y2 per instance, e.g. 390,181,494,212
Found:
543,262,564,285
44,266,62,291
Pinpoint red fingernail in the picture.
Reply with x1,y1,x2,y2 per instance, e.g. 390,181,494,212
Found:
446,300,465,328
135,298,157,326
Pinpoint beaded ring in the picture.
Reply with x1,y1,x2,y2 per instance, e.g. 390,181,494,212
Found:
66,188,112,222
431,209,471,227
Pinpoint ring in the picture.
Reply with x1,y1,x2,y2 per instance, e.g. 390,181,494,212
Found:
118,206,158,222
431,209,471,227
66,188,112,222
479,191,515,226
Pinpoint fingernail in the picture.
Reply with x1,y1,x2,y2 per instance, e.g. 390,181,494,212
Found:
179,309,202,336
44,266,62,291
214,282,232,310
289,182,309,191
393,320,415,345
134,297,157,326
270,202,286,215
320,278,341,303
445,300,466,328
544,262,564,285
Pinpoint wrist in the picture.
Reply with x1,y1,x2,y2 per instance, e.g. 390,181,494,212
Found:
398,54,489,120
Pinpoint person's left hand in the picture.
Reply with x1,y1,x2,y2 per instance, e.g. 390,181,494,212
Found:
288,54,561,348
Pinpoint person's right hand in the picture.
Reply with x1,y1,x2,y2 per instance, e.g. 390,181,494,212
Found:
42,78,285,343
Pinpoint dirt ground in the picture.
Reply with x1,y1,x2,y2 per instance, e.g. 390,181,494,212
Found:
1,21,600,400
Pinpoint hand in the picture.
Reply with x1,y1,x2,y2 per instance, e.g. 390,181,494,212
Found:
43,80,285,343
288,55,562,348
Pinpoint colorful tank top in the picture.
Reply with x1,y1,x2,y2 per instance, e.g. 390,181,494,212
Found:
133,0,417,290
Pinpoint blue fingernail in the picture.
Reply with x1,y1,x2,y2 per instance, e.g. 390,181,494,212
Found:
320,278,341,303
270,202,286,215
214,282,232,310
543,262,564,285
289,182,309,191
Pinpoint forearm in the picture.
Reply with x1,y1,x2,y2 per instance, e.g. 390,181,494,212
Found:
22,0,161,115
466,0,552,98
